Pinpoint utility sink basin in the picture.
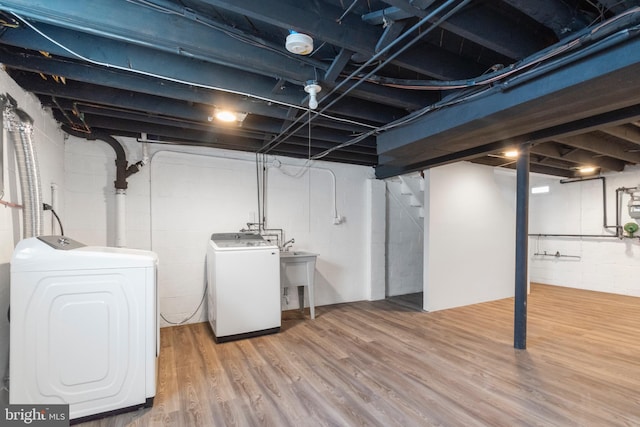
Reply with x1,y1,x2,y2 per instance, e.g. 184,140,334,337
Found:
280,251,318,261
279,250,318,320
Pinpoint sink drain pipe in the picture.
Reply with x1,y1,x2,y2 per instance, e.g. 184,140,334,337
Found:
62,125,144,247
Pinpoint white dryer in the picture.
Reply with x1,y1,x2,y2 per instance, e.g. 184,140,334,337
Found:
10,236,158,422
207,232,280,342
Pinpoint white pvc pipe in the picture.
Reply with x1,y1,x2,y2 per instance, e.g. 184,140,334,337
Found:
115,188,126,247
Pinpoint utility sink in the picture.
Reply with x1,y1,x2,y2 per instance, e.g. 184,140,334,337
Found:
280,251,318,262
280,250,318,319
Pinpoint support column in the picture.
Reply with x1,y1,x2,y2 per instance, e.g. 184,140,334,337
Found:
514,143,530,349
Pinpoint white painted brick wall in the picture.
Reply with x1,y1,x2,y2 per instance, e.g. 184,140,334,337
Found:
64,141,377,326
529,166,640,296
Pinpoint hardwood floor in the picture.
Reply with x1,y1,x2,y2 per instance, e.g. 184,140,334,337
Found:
78,284,640,426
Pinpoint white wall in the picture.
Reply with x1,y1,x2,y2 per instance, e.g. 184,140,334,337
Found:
0,69,66,403
366,179,386,301
64,140,377,326
424,162,516,311
529,166,640,296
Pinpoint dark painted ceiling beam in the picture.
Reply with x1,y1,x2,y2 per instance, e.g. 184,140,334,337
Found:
75,111,376,156
438,3,551,59
55,109,264,152
328,79,435,110
11,69,397,125
369,1,549,59
199,0,381,54
0,0,325,83
324,48,353,83
58,109,378,164
196,0,482,80
0,20,423,113
589,0,639,14
0,48,304,121
55,102,377,152
376,140,516,178
471,155,574,177
530,142,627,171
36,89,376,149
600,124,640,146
555,134,640,163
380,0,430,17
375,21,407,57
377,33,640,170
394,43,487,80
501,0,588,36
362,1,432,24
0,25,306,107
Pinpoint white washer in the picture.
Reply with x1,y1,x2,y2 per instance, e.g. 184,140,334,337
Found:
207,233,280,342
10,236,158,422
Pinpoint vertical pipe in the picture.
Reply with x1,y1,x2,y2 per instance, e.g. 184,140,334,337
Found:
115,188,126,247
514,143,530,350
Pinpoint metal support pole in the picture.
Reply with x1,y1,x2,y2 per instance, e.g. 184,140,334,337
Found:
514,143,530,349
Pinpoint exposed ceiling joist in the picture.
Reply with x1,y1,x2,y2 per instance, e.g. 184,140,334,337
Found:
555,134,640,163
600,124,640,146
531,141,627,171
1,0,639,177
377,31,640,175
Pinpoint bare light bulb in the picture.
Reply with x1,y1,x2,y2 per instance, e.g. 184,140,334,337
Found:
304,81,322,110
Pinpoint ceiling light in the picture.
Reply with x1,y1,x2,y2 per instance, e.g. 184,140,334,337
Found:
578,166,597,174
504,150,519,158
304,81,322,110
210,109,247,124
215,110,236,122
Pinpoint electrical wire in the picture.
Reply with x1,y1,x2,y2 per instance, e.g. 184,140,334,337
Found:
43,203,64,235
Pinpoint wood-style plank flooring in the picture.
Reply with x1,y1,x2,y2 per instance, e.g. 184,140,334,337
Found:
79,284,640,426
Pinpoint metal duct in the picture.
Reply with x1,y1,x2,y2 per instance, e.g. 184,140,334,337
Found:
2,95,43,237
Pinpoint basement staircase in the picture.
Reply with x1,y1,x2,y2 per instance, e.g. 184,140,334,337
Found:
385,172,425,230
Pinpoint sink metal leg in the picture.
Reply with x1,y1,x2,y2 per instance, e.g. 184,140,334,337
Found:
297,286,305,316
306,262,315,320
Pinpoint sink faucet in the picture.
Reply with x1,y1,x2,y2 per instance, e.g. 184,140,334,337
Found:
282,238,295,251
